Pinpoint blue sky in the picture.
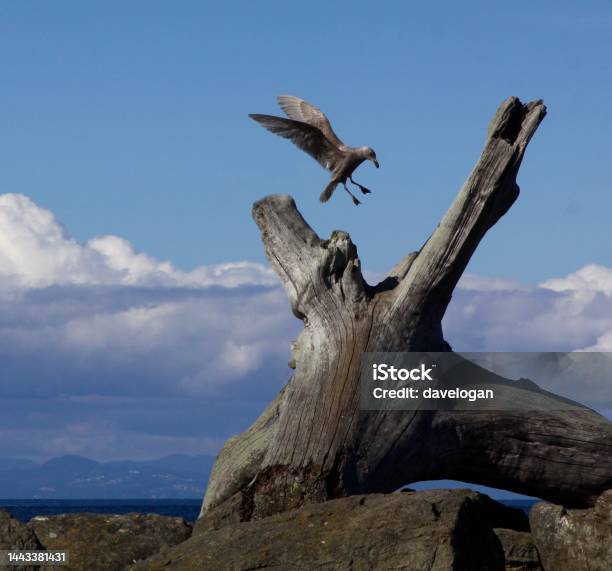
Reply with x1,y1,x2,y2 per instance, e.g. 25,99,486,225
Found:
2,1,611,282
0,2,611,500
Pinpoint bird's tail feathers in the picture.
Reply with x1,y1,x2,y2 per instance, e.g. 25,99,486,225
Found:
320,180,338,203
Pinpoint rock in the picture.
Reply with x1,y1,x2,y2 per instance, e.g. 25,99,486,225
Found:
28,512,192,571
0,507,41,551
530,490,612,571
493,528,542,570
0,507,42,571
192,489,243,534
131,489,529,570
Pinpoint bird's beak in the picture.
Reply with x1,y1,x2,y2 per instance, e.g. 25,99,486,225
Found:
373,158,380,168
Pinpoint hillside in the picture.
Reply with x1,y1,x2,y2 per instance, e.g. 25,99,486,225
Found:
0,454,213,499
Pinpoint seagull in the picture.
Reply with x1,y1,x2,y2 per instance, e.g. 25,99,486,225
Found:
249,95,379,205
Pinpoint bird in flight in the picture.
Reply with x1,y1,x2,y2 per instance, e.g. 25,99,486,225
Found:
249,95,379,206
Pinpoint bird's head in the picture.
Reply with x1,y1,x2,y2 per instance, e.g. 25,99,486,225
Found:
362,147,379,168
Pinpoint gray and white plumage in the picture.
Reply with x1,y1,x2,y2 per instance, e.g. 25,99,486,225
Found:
249,95,379,205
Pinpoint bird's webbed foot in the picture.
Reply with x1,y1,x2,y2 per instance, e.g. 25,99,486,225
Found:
350,177,373,195
342,182,361,206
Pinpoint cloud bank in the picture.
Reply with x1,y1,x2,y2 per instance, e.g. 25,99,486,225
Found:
447,266,612,352
0,193,610,461
0,194,295,397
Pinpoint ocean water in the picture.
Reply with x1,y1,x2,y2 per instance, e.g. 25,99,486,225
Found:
1,498,537,524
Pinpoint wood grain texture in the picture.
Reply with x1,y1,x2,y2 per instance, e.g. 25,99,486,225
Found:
201,97,611,520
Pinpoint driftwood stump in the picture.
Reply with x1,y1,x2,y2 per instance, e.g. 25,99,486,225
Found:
200,97,612,522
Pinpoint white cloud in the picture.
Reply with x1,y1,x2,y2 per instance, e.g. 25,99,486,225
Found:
0,193,276,288
540,264,612,295
445,266,612,352
576,330,612,351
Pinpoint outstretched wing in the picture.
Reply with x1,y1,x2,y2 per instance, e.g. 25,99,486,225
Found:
249,114,343,172
277,95,345,148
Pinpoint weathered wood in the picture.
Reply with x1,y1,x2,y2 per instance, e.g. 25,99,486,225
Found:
201,97,612,521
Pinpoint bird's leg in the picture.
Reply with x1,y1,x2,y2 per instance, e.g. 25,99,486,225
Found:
342,182,361,206
350,176,372,195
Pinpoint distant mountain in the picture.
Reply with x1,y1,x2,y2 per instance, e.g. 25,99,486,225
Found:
0,454,214,499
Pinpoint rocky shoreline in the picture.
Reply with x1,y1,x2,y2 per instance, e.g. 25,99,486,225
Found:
1,489,610,570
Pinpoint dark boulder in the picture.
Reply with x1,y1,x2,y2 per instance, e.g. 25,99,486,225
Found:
28,512,191,571
529,490,611,571
131,489,529,570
